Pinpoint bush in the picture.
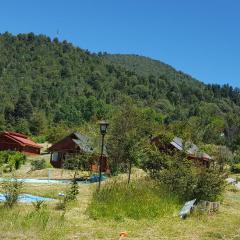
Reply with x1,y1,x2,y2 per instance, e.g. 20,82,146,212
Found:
88,178,181,220
1,179,23,207
140,145,172,179
231,163,240,173
194,169,225,201
141,146,225,201
65,179,79,201
159,158,197,201
142,147,196,201
31,158,47,170
0,151,26,172
63,153,93,171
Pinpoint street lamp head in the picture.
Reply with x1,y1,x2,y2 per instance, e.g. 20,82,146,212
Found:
99,120,109,135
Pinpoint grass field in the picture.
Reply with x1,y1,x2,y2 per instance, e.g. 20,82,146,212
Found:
88,177,181,220
1,167,240,239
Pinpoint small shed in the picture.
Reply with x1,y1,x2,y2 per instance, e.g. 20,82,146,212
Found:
0,131,42,155
151,136,212,167
48,132,108,172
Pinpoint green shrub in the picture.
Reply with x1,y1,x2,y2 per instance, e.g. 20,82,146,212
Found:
141,146,225,201
231,163,240,173
1,179,23,207
141,147,196,201
88,178,181,220
194,169,225,201
31,158,47,170
0,151,26,172
65,179,79,201
159,158,197,201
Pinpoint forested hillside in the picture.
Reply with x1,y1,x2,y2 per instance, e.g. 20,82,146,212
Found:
0,32,240,150
103,54,200,81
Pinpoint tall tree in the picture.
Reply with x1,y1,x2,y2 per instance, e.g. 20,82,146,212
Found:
107,97,149,183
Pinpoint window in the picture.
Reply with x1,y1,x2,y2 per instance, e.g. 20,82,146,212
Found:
52,152,59,162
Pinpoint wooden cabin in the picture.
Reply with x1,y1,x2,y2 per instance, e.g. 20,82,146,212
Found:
0,131,42,155
48,132,108,172
150,136,212,168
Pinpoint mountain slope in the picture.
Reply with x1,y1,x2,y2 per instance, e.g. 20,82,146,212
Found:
103,54,199,83
0,32,240,148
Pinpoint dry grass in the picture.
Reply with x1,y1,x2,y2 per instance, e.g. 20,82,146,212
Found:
0,181,240,240
1,167,240,239
2,161,89,180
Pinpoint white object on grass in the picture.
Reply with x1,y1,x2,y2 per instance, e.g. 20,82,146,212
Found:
179,199,196,218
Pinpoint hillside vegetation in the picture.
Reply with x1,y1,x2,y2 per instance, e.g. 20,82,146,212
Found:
0,32,240,150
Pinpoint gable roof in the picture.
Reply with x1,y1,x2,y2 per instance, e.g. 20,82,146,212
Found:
170,136,212,161
1,131,42,149
72,132,108,156
49,132,108,156
49,132,96,153
71,132,94,153
170,137,183,151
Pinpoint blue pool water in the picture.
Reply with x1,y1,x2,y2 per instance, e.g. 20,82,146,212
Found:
0,193,54,203
89,175,107,183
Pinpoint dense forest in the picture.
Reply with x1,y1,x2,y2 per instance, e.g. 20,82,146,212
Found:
0,32,240,150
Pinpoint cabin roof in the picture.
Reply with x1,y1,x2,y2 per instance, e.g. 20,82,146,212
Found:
73,132,108,155
170,136,212,160
170,137,183,151
48,132,108,156
153,135,212,161
0,131,42,149
72,133,93,153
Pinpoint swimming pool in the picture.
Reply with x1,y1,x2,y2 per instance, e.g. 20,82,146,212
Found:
0,193,54,203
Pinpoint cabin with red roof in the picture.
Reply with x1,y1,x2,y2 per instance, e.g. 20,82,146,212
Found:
0,131,42,155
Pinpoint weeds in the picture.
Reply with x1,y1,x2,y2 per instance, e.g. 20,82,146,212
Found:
32,200,46,211
88,177,181,220
0,206,66,239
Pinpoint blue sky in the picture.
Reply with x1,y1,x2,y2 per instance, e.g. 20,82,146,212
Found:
1,0,240,87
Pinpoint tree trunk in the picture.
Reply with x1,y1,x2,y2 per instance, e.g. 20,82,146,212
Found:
128,160,132,184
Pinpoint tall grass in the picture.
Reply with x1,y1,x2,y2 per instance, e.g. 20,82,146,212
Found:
88,177,181,220
0,205,66,240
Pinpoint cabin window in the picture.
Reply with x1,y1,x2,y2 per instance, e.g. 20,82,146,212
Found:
52,152,59,161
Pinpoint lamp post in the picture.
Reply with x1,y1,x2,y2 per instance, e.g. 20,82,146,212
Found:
98,120,109,190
